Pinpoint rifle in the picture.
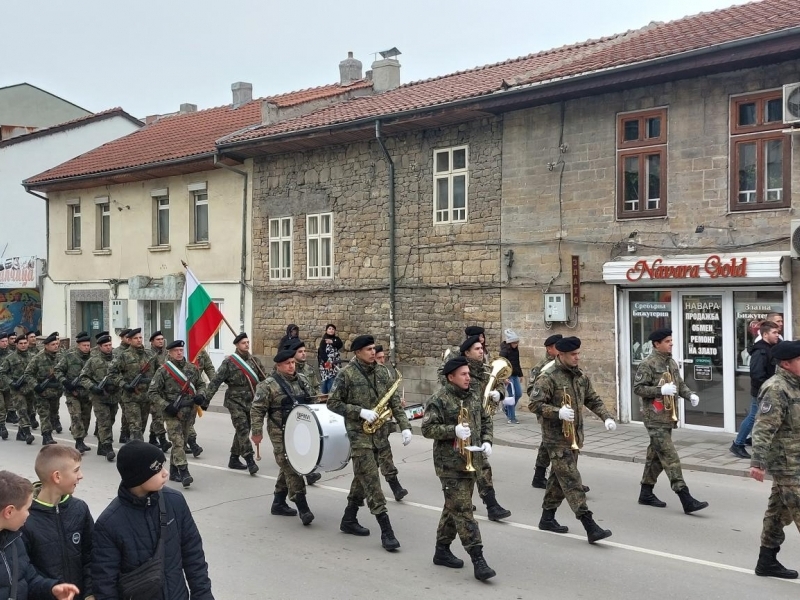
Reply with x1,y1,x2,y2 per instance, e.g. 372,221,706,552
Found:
168,377,201,419
126,355,157,391
91,375,111,397
10,374,25,390
33,373,59,394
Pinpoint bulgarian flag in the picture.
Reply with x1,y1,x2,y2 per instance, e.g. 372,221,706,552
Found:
177,266,224,364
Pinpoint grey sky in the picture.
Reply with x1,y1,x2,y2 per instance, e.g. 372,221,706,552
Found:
5,0,751,119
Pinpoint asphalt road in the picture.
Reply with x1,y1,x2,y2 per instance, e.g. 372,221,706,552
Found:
2,407,799,599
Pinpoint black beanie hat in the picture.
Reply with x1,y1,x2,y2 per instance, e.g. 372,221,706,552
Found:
117,440,166,489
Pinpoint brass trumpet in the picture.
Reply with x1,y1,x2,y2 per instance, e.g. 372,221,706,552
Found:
561,387,580,450
457,402,476,472
658,371,678,423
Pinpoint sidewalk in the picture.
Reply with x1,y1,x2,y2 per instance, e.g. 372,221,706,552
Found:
205,387,752,478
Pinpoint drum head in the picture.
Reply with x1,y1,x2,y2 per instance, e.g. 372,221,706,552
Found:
283,405,322,475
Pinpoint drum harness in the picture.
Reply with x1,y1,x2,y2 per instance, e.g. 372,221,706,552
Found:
268,374,313,430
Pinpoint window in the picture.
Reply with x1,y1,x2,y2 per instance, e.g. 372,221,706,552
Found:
193,191,209,243
269,217,292,280
154,196,169,246
96,199,110,250
730,90,790,210
211,301,223,350
307,213,333,279
67,202,81,250
433,146,468,223
617,108,667,218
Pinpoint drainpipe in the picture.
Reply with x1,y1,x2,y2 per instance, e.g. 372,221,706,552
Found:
213,156,248,332
375,120,397,365
25,188,51,329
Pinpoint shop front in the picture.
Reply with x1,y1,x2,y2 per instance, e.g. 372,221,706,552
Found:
603,252,791,433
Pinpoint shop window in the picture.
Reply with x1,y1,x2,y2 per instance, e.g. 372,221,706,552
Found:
617,108,668,219
628,290,672,422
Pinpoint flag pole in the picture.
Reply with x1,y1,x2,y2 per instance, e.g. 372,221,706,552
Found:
181,260,238,335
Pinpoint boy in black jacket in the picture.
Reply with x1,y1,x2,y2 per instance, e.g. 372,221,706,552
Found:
0,470,80,600
22,446,94,600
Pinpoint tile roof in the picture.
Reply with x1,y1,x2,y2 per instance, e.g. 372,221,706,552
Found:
222,0,800,145
25,80,372,185
0,108,142,149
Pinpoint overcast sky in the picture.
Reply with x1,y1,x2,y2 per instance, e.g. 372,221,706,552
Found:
5,0,752,118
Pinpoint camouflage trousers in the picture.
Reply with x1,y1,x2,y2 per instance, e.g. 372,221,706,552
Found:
0,391,11,422
375,430,398,480
148,402,166,437
11,392,34,428
228,402,254,458
92,399,118,447
542,447,589,517
66,395,92,439
165,414,196,467
114,393,129,437
348,448,388,515
273,450,307,502
641,426,686,492
34,395,61,434
476,458,494,498
535,442,551,470
121,401,150,441
437,476,482,551
761,478,800,548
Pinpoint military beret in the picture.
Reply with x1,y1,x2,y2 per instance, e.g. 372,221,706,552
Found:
648,328,672,343
351,335,375,351
75,333,91,343
284,338,305,352
127,328,141,338
374,344,384,353
771,341,800,362
95,331,109,340
0,332,8,340
460,335,482,355
233,332,248,344
464,326,485,337
443,356,469,375
149,330,163,342
97,335,112,345
26,331,37,337
118,328,131,338
273,348,295,363
166,340,184,350
43,333,58,345
544,334,563,347
76,331,89,338
555,336,581,352
36,330,42,336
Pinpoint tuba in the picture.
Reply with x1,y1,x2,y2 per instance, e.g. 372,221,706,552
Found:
483,358,512,416
362,369,403,434
561,387,580,450
457,402,476,472
658,371,678,423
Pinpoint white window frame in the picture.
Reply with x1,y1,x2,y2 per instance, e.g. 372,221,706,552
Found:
154,196,169,246
211,300,223,350
192,190,209,243
433,145,469,224
68,201,81,250
96,199,110,250
269,217,293,280
306,212,333,279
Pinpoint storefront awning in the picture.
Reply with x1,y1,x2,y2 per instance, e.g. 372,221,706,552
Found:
602,252,791,286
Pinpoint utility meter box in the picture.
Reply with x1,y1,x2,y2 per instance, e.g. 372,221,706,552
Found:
111,300,128,329
544,293,568,322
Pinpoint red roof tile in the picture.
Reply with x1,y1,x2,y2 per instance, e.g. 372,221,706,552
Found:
222,0,800,145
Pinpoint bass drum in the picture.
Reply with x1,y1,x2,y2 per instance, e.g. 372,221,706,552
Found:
283,404,351,476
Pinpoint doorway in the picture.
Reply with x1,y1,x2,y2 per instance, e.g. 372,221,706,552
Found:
77,301,104,339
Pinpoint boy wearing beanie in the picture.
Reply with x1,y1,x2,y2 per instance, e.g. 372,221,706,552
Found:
92,441,213,599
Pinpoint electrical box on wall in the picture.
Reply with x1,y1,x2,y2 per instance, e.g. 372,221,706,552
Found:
111,300,128,329
544,293,568,322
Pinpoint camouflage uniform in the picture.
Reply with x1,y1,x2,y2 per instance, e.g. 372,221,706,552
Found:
148,359,207,468
0,346,11,427
147,345,168,441
328,358,410,515
633,351,692,492
0,347,34,432
422,380,492,551
186,349,216,443
55,346,92,440
80,348,117,452
375,363,400,481
112,342,130,440
295,359,320,396
528,356,556,474
22,348,64,436
529,359,612,517
107,346,157,441
206,350,265,460
465,357,504,500
251,369,314,501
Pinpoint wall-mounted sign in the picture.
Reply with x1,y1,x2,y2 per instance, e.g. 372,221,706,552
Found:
0,257,40,289
625,255,746,282
571,256,581,307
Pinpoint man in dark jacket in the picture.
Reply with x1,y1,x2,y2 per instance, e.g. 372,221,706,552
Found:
731,320,781,459
278,324,300,350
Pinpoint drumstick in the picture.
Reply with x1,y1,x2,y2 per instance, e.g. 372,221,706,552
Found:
255,441,261,461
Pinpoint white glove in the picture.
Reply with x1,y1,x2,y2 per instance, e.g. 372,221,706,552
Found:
455,423,471,440
660,383,677,396
489,390,501,402
690,394,699,407
401,429,412,446
481,442,492,457
359,408,378,423
558,405,575,422
604,419,616,431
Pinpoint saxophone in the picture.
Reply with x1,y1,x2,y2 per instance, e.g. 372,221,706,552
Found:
362,369,403,434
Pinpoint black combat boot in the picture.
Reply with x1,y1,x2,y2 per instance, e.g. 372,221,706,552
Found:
340,501,370,536
187,437,202,457
467,545,496,581
376,512,400,551
482,488,512,521
638,484,667,508
306,472,321,485
228,454,247,470
75,438,90,454
6,410,18,424
294,493,314,526
104,444,116,462
531,466,547,489
387,477,408,501
54,418,62,434
179,465,193,488
158,434,172,453
20,427,34,445
677,487,709,514
756,546,799,579
169,463,181,482
97,444,105,456
41,431,56,446
16,428,25,441
271,491,298,516
30,415,39,430
579,512,612,544
119,432,129,444
433,543,464,568
244,454,259,475
0,424,7,440
538,508,569,533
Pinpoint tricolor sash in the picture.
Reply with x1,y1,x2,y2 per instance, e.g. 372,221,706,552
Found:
164,361,197,395
229,353,259,391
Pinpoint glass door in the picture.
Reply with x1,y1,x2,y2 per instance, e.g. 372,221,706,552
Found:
78,301,104,339
159,302,175,344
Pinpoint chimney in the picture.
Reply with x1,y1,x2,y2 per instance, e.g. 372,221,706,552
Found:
339,51,363,85
232,82,253,108
371,50,401,93
179,103,197,114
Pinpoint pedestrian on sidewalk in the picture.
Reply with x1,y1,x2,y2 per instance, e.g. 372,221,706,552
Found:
317,324,343,395
731,320,780,459
499,329,523,424
633,328,708,514
528,334,562,489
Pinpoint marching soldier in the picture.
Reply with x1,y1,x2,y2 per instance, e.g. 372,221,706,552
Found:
422,355,496,581
183,346,216,458
282,338,322,485
0,332,19,428
146,330,172,452
22,332,63,445
114,328,132,443
26,330,38,354
633,328,708,513
749,340,800,579
0,334,35,443
328,335,412,550
148,339,208,488
250,348,316,526
80,333,118,461
528,336,616,543
464,325,490,363
150,330,166,364
206,332,264,474
8,332,17,350
54,332,93,453
374,344,408,501
529,334,562,488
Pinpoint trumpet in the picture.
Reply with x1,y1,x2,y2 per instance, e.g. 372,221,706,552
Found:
658,371,678,423
561,387,580,450
457,402,476,472
483,358,512,416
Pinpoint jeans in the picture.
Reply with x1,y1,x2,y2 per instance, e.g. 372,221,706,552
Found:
734,396,758,446
504,376,522,423
321,377,335,394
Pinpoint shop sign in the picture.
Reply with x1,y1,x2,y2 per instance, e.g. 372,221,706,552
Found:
694,357,713,381
626,255,747,282
0,257,40,289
